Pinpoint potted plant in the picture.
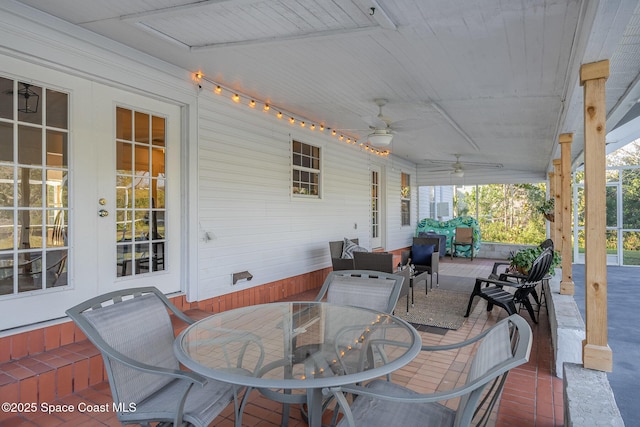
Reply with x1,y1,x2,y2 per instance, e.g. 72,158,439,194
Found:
536,198,555,222
508,246,561,275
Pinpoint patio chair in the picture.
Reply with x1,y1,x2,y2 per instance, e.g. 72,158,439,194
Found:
401,236,440,290
353,251,394,273
326,314,532,427
66,287,247,427
329,238,361,271
464,248,553,323
451,227,475,260
271,270,405,425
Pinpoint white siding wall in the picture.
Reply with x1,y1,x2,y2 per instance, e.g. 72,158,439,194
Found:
194,93,415,299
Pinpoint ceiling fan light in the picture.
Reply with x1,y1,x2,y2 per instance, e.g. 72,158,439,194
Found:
452,169,464,178
367,130,393,146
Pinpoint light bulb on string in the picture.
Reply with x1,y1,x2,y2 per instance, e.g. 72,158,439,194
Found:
249,100,256,108
214,85,222,94
232,94,240,103
264,104,270,112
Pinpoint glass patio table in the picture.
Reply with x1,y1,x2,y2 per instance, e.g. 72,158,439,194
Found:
174,301,421,427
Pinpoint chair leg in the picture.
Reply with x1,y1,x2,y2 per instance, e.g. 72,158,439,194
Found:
520,297,539,324
464,294,477,317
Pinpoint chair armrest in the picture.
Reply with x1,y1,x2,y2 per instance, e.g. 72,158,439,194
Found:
491,261,511,276
476,276,523,290
400,250,411,266
431,254,439,273
498,271,527,282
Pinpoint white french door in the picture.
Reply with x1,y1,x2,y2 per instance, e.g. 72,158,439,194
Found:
95,87,182,295
370,165,385,249
0,58,183,330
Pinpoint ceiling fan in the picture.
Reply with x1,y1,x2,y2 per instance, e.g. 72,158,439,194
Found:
362,98,394,147
338,98,425,147
424,154,503,178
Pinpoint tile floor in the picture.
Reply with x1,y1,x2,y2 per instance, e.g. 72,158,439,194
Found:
2,257,563,426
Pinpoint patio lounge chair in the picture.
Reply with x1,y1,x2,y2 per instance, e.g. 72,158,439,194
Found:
326,314,532,427
464,248,553,323
66,287,246,427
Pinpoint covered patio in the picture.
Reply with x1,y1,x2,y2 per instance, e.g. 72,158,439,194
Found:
1,257,564,427
0,1,636,425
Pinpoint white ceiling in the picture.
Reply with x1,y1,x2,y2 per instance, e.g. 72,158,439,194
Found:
12,0,640,184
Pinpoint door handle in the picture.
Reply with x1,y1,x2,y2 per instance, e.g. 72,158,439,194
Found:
98,209,109,217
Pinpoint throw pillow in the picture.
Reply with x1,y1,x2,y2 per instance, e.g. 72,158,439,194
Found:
412,243,435,265
341,238,368,259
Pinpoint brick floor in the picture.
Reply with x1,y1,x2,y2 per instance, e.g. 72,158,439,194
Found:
2,257,562,426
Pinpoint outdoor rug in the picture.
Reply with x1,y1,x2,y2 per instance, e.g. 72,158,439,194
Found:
395,275,479,330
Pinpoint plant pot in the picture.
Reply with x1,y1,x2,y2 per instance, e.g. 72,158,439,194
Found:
544,213,554,222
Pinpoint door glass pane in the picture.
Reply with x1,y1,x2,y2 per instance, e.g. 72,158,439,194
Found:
17,167,41,208
116,107,166,277
0,77,12,120
46,89,68,130
0,122,13,162
622,231,640,265
46,130,67,167
135,112,149,143
577,229,585,257
0,165,14,207
606,230,617,256
17,83,42,125
576,186,584,227
622,169,640,229
606,186,617,227
18,126,42,166
0,211,14,251
152,116,165,147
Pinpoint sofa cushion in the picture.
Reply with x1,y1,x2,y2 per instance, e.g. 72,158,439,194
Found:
412,243,435,265
341,238,368,259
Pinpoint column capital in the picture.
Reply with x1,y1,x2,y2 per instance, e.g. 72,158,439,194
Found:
553,158,561,167
580,60,609,85
559,133,574,144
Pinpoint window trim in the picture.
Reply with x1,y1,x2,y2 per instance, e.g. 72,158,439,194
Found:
291,139,322,199
401,172,411,227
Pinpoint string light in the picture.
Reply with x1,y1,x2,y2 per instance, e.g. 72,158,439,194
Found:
190,71,389,157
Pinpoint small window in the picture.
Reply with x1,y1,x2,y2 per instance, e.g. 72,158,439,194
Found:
401,172,410,226
292,140,320,198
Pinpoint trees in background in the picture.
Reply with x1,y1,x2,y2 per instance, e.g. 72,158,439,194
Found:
455,183,548,245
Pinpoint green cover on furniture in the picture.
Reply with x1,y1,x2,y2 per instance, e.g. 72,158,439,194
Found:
416,216,481,257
